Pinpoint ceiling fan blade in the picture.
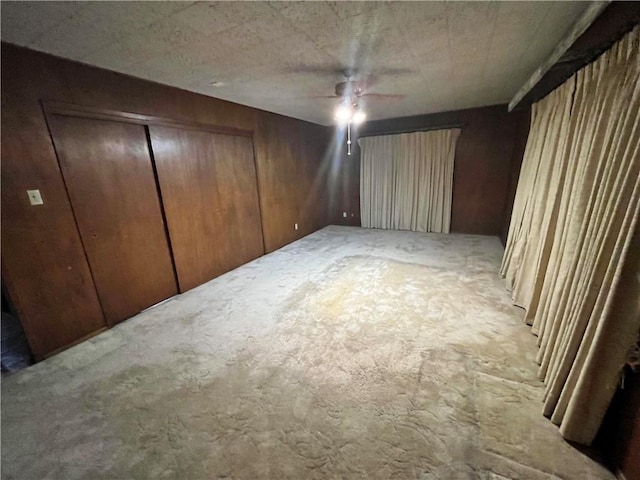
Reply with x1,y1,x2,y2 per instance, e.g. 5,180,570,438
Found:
286,64,350,76
359,93,405,100
308,95,339,99
378,67,415,76
346,74,376,91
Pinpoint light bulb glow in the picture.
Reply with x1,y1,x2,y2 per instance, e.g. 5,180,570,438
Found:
334,104,352,125
352,110,366,125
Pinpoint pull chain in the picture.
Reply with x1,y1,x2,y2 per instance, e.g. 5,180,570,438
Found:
347,120,352,156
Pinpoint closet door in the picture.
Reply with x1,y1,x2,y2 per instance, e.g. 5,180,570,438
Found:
149,126,264,292
49,115,178,325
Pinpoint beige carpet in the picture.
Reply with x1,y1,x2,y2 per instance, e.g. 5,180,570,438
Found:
1,226,613,479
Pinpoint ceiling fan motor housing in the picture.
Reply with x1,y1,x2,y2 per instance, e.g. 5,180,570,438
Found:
335,81,364,98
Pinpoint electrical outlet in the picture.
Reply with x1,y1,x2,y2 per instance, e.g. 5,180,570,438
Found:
342,212,347,218
294,223,298,230
27,189,43,205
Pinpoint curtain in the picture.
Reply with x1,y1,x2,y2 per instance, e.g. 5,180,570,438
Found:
500,77,575,312
359,129,460,233
501,26,640,445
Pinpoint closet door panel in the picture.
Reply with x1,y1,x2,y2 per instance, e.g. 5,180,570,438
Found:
49,115,178,325
149,126,264,292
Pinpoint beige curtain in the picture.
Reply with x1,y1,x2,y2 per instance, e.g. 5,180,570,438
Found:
501,26,640,445
359,129,460,233
500,77,576,311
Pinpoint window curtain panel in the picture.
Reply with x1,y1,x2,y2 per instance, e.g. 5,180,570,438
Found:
501,26,640,445
359,129,460,233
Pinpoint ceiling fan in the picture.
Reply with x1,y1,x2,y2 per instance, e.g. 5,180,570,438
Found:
318,70,404,155
313,72,404,103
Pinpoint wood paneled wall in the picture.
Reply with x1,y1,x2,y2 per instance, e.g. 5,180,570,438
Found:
501,112,531,244
1,43,331,359
331,105,530,240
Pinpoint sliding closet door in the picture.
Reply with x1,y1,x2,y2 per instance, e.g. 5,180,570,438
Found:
48,115,178,325
149,127,264,292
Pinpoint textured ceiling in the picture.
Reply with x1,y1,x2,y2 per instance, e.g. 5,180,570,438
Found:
1,1,592,125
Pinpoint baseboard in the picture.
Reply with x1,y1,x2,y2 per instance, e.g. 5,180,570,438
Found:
37,326,108,361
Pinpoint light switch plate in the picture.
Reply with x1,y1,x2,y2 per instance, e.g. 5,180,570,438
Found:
27,189,43,206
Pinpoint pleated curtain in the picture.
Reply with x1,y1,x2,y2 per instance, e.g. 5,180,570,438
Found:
501,26,640,445
359,129,460,233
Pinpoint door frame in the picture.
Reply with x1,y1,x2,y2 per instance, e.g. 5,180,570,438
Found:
42,100,254,137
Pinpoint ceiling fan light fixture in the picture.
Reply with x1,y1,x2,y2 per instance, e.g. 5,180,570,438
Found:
352,109,366,125
334,103,352,125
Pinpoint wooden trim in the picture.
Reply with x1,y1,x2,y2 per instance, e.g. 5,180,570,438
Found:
38,326,108,361
508,1,609,111
42,100,254,137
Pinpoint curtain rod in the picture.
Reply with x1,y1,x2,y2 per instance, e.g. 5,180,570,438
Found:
358,123,466,138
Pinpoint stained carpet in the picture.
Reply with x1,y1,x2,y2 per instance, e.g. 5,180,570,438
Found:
1,226,613,479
